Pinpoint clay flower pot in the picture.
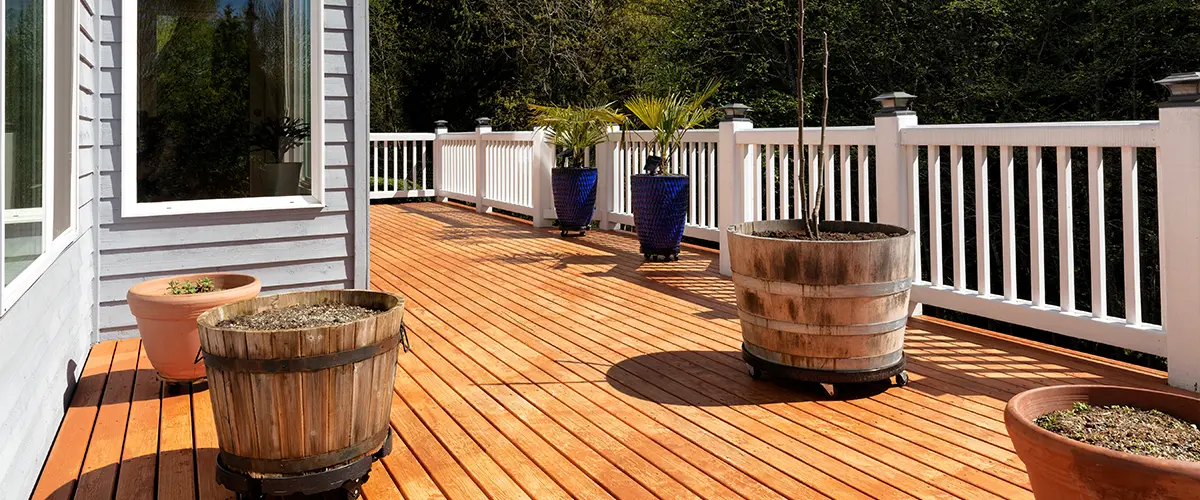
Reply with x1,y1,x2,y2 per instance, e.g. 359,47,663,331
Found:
127,273,261,383
1005,385,1200,499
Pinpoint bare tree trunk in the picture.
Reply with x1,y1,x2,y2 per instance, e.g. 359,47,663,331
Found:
814,32,830,239
797,0,810,236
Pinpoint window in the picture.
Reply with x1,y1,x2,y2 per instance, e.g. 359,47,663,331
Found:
121,0,324,217
1,0,77,311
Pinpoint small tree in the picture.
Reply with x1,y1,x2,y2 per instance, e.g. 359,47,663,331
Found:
624,81,721,175
795,0,831,239
528,103,626,168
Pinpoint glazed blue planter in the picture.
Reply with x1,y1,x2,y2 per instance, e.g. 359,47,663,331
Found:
551,167,598,231
631,174,689,258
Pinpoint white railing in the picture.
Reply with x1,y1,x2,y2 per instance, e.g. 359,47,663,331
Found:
437,133,478,201
380,90,1200,390
737,127,876,224
368,133,436,199
900,122,1164,357
605,129,720,241
482,132,536,214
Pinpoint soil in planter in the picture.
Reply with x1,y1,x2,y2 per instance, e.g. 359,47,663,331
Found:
1035,402,1200,462
217,303,380,330
753,229,903,241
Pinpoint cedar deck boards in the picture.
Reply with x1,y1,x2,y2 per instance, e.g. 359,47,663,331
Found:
31,201,1178,500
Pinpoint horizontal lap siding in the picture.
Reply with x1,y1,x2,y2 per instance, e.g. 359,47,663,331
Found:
0,0,101,494
95,0,362,338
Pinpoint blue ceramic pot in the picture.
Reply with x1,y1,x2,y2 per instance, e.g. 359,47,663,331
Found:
551,168,598,230
631,174,689,257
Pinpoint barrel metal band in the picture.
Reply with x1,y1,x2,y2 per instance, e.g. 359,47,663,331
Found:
204,334,401,374
732,273,912,299
737,309,909,336
219,427,390,474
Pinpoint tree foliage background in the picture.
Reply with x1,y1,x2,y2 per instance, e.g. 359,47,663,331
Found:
368,0,1200,368
369,0,1200,132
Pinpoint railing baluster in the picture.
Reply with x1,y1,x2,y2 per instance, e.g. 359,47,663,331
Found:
950,145,966,291
858,145,870,222
808,144,818,213
975,145,990,295
753,145,764,220
421,140,428,190
372,140,380,192
689,143,698,224
700,141,710,225
766,145,777,220
907,145,923,283
780,145,791,219
1029,146,1046,306
1088,146,1106,318
823,144,835,218
1122,145,1142,324
841,145,852,221
1000,145,1017,300
928,145,944,286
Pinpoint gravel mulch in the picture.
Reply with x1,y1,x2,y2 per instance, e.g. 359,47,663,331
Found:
217,303,379,330
752,230,903,241
1036,402,1200,462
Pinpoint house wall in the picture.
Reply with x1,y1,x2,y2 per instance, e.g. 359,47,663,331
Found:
0,0,101,492
95,0,369,338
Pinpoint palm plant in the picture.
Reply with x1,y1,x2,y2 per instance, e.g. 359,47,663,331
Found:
624,81,721,175
528,103,626,168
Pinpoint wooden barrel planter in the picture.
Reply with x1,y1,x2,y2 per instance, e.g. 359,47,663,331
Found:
727,219,914,394
196,290,406,498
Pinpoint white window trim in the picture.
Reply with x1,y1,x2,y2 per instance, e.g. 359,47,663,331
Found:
119,0,326,218
0,0,81,315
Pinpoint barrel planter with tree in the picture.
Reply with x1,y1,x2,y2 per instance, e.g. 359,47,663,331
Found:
197,290,407,499
625,81,720,261
726,5,915,397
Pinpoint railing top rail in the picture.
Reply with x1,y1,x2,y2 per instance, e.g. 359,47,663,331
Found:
736,126,876,145
901,120,1160,147
369,132,437,141
608,129,720,142
482,131,536,142
441,132,477,139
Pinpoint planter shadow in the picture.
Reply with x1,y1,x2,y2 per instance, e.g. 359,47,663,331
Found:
605,350,892,405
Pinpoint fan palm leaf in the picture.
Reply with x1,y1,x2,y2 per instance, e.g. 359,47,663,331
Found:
529,103,626,168
625,80,720,175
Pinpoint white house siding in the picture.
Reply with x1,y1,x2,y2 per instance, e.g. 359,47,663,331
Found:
0,0,101,493
95,0,368,338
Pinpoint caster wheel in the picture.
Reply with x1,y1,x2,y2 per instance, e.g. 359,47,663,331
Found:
643,254,651,261
672,254,680,261
165,382,184,396
236,494,264,500
895,371,910,387
580,231,587,236
342,480,363,499
561,230,568,237
746,363,762,379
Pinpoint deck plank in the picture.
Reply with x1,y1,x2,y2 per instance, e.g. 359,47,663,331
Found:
74,338,141,500
114,345,161,500
30,340,117,500
30,202,1184,500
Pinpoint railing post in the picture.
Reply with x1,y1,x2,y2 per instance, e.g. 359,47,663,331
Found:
872,92,921,315
596,125,620,230
718,104,754,276
475,117,492,213
1155,73,1200,391
530,127,553,228
432,120,449,202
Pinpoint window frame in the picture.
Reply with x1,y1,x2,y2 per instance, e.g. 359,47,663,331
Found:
0,0,81,314
118,0,326,218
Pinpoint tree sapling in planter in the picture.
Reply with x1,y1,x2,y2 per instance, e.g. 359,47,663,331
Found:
529,103,627,236
725,2,915,398
625,81,720,261
251,115,312,196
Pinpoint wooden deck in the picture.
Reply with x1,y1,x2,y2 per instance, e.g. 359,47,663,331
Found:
31,201,1181,500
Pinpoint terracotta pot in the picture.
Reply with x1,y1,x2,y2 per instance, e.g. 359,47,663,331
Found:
1005,385,1200,499
127,273,261,382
